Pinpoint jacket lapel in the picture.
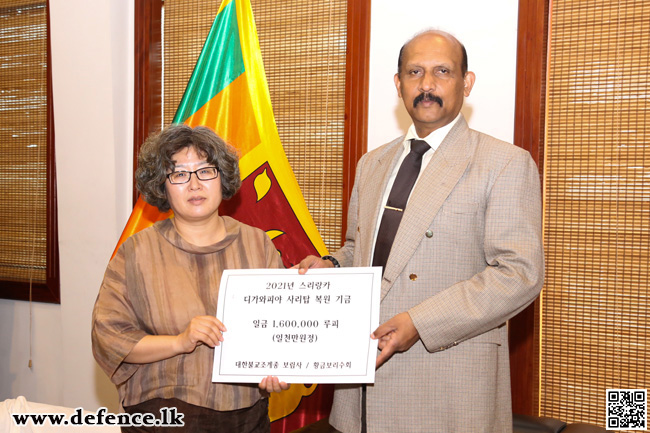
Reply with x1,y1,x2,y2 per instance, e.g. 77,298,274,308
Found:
380,118,475,300
357,137,405,267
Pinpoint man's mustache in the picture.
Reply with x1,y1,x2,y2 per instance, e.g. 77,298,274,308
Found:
413,92,443,108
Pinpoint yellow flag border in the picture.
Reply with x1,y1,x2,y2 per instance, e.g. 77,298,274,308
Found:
227,0,328,257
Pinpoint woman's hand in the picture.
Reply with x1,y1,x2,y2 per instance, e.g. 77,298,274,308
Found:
175,315,227,354
124,315,227,364
259,376,290,395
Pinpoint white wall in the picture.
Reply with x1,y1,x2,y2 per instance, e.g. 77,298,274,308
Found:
368,0,519,150
0,301,63,405
0,0,134,413
0,0,517,413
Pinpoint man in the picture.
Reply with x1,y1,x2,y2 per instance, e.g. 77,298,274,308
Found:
297,30,544,432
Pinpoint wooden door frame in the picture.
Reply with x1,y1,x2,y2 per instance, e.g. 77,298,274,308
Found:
509,0,549,416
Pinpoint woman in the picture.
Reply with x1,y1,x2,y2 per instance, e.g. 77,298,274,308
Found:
92,124,287,432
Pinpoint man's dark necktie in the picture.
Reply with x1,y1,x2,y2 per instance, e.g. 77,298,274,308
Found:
372,139,430,273
361,140,430,432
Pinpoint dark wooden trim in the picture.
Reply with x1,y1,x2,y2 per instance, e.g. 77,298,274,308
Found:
513,0,548,169
509,0,549,416
133,0,162,204
341,0,371,245
0,0,60,304
45,0,60,303
0,281,58,304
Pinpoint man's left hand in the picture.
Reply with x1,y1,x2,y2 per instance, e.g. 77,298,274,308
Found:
371,312,420,368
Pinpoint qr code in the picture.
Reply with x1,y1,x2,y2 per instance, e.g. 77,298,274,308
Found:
607,389,647,431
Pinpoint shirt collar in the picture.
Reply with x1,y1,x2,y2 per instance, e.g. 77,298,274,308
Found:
403,112,463,151
154,216,241,254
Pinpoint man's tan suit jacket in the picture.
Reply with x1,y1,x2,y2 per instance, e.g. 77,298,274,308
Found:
330,116,545,433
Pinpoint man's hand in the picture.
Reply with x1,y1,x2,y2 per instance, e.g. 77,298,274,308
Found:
292,255,334,274
371,312,420,368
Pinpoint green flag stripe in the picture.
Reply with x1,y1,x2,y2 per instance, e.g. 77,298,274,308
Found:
173,0,245,124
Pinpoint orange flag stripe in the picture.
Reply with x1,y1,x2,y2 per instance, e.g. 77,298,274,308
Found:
184,73,261,158
111,198,172,259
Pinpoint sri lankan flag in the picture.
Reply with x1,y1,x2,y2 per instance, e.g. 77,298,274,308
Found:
113,0,333,430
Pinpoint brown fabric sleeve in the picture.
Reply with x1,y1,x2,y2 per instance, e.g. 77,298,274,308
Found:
91,242,148,385
264,233,285,269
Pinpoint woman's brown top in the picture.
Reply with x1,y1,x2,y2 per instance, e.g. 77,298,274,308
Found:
92,216,283,410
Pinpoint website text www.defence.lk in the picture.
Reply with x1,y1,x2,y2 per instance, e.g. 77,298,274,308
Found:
12,407,184,428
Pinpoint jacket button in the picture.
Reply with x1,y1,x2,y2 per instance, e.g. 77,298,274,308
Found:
425,230,433,238
409,273,417,281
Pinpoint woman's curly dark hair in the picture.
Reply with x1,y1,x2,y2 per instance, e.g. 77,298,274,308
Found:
135,124,241,212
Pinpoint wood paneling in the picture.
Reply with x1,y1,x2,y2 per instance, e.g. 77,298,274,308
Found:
342,0,370,244
133,0,162,204
509,0,549,416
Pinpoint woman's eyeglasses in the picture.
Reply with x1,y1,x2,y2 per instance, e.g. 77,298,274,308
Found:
166,167,219,184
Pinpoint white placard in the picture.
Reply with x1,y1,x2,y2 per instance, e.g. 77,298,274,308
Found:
212,267,381,384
